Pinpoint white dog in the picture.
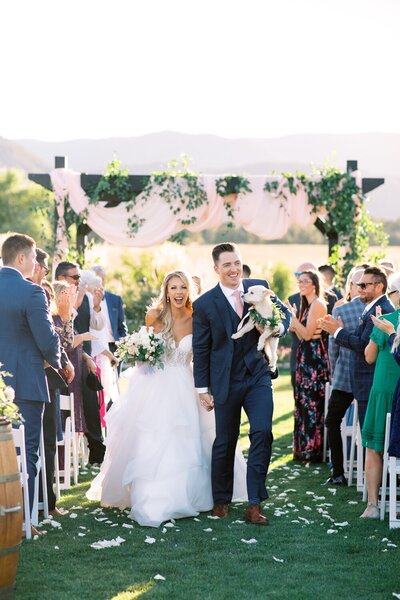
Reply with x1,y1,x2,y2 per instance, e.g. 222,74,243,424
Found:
231,285,281,372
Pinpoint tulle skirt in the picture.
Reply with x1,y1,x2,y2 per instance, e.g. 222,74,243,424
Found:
87,363,247,527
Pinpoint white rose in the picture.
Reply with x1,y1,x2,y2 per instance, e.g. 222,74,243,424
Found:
4,386,15,402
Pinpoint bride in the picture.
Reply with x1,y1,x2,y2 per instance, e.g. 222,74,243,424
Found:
87,270,247,527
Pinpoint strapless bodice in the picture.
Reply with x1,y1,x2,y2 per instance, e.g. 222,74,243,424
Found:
163,334,193,367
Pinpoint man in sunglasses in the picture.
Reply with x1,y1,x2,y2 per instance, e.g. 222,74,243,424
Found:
319,266,393,427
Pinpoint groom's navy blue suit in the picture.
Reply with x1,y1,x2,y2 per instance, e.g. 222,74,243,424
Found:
193,279,291,504
0,267,61,513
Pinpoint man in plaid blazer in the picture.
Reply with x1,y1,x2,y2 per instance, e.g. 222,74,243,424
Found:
325,268,364,484
321,266,393,447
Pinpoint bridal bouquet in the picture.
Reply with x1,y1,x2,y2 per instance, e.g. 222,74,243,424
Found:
0,365,21,424
115,326,165,369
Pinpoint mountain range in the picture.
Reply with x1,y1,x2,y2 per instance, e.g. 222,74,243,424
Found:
0,131,398,219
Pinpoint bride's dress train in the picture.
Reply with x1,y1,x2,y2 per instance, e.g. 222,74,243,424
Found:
87,334,247,527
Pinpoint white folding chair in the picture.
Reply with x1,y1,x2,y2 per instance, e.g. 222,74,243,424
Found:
380,412,391,520
12,424,31,540
388,455,400,528
31,427,48,527
61,393,78,485
340,400,357,476
323,382,331,462
347,400,364,490
77,432,89,469
55,394,76,495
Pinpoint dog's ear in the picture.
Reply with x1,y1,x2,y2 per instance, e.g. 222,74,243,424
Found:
263,288,274,297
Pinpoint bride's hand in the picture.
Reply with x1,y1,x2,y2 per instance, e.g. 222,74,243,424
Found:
199,392,214,412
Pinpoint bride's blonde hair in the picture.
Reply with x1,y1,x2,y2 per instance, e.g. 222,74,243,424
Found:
149,270,196,341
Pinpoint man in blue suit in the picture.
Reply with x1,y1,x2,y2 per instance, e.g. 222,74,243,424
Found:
0,233,61,520
320,266,393,427
192,243,291,525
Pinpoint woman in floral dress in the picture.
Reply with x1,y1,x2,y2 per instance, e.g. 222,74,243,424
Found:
289,270,329,462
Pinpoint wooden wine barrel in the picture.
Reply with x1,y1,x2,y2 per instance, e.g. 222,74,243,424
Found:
0,420,23,599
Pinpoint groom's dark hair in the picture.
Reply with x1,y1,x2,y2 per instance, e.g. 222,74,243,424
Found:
212,242,240,264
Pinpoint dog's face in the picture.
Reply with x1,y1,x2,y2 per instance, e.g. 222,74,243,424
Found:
243,285,274,306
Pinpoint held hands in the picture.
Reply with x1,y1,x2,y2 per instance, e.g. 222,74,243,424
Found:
199,392,214,412
63,361,75,384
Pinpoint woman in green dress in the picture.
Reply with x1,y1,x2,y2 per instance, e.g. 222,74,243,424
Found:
360,273,400,519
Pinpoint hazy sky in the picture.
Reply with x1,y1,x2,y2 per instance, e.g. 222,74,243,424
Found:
2,0,399,141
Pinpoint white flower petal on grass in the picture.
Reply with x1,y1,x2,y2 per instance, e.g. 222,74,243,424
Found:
79,526,87,530
203,528,213,532
388,543,398,548
334,522,349,527
382,549,388,553
241,538,257,544
70,506,83,510
105,520,113,524
69,513,78,519
327,488,337,495
207,515,220,520
298,517,310,525
90,536,126,550
327,529,338,534
95,517,108,522
291,520,300,524
110,524,118,527
348,500,358,505
382,537,390,542
162,527,167,534
232,520,245,524
122,524,134,529
164,522,175,528
193,518,201,522
145,536,156,544
392,593,400,599
78,533,86,537
303,506,312,511
41,518,62,528
273,556,284,563
154,574,166,581
54,546,59,550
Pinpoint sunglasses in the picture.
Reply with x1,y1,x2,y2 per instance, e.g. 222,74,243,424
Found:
356,282,378,290
66,274,81,280
294,272,303,278
39,265,50,275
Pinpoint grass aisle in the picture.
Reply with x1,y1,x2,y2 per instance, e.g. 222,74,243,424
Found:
16,374,400,600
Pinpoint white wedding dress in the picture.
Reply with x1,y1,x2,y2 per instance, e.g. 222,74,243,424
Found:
87,334,247,527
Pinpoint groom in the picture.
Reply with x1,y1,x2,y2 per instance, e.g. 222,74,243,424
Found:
193,243,291,525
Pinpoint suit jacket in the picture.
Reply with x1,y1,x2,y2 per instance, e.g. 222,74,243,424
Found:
335,294,393,403
105,290,128,342
0,267,61,402
328,297,364,393
193,278,291,405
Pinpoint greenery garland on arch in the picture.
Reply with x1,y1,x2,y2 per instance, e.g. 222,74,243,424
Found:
264,166,388,282
215,175,252,226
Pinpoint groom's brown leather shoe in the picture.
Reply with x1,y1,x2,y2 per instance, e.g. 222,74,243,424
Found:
244,504,269,526
212,503,229,518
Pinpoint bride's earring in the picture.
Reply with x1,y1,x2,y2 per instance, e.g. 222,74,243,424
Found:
167,297,170,303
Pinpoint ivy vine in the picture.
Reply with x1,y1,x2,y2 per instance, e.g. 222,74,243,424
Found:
215,175,252,226
264,167,388,282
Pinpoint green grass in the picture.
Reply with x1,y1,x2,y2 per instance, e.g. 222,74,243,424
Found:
15,374,400,600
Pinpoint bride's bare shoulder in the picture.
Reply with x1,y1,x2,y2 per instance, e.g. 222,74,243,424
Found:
145,309,162,331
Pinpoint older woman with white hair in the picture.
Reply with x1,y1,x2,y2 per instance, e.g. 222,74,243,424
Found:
360,271,400,519
80,270,120,420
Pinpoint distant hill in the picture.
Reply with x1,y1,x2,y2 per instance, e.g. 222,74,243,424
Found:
3,131,400,218
0,137,49,172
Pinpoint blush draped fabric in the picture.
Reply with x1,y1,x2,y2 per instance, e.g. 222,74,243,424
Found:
50,168,361,254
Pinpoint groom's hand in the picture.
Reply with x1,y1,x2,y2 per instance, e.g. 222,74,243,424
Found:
199,392,214,412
